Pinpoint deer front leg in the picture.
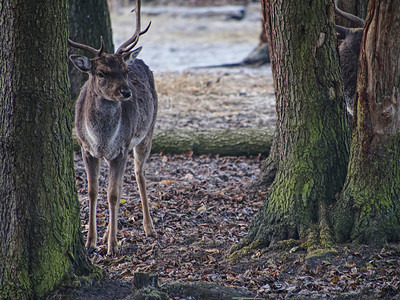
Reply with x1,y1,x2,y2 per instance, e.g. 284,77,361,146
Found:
105,153,128,256
134,141,156,237
82,151,100,251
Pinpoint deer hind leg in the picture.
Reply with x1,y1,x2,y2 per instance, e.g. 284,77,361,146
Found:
105,153,128,256
82,151,100,251
134,136,156,237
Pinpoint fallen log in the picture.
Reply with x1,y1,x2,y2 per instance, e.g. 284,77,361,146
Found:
73,127,274,157
152,127,273,156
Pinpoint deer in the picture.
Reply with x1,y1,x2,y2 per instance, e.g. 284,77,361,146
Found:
68,0,157,256
334,0,365,117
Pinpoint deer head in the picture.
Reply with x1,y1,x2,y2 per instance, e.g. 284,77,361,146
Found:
68,0,150,101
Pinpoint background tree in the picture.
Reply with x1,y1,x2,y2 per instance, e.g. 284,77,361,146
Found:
234,0,350,252
0,1,97,298
68,0,114,100
334,0,400,244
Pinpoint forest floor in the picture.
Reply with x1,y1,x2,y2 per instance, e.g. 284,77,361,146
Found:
62,2,400,299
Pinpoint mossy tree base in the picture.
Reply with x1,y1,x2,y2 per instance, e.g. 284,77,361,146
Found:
233,0,349,257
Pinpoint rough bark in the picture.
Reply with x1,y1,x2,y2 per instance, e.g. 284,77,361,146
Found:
0,1,96,298
334,0,400,245
236,0,349,251
68,0,114,100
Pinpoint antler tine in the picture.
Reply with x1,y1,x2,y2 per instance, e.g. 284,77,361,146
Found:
334,0,365,27
120,21,151,54
68,36,105,57
116,0,150,55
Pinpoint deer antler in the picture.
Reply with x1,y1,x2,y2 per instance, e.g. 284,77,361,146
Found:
68,36,105,57
334,0,365,28
115,0,151,56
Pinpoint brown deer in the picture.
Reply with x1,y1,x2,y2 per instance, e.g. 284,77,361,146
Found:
69,0,157,256
335,0,365,117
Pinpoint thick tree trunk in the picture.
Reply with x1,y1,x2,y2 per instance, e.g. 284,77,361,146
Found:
236,0,349,251
334,0,400,244
68,0,114,100
0,1,96,298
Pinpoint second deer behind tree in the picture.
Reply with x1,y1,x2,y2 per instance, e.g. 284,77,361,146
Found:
69,0,157,256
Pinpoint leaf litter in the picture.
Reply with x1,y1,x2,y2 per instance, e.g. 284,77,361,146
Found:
74,152,400,299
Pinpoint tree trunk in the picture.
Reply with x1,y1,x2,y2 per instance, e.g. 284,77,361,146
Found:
334,0,400,244
68,0,114,100
236,0,349,251
0,1,97,298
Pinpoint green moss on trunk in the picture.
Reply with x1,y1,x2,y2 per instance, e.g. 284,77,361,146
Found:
0,1,97,298
335,137,400,244
238,0,349,253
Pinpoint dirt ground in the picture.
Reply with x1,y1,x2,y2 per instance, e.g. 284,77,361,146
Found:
62,2,400,300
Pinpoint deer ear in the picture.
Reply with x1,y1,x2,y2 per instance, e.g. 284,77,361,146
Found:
123,46,142,62
336,25,349,40
69,55,92,72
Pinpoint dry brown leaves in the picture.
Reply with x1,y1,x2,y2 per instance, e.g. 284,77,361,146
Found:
75,151,400,299
75,152,264,286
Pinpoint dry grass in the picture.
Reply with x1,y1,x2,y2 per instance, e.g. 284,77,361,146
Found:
154,68,276,130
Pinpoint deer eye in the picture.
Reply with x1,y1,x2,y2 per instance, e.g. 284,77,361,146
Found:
97,71,105,78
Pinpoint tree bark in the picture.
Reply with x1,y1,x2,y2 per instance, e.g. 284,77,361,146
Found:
68,0,114,100
334,0,400,244
236,0,349,251
0,1,96,298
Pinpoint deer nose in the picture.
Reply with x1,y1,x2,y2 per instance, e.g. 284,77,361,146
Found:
120,89,131,99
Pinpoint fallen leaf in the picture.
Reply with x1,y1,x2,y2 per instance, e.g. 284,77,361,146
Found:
331,275,340,284
197,204,207,213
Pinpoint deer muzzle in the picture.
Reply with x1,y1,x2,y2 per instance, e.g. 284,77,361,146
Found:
120,89,132,99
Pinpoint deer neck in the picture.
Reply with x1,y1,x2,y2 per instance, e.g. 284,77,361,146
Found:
86,89,122,126
81,88,125,159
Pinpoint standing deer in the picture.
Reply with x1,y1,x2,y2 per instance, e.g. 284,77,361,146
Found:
335,0,365,117
69,0,157,256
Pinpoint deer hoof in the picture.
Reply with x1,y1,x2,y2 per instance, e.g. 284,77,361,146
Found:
144,227,157,238
85,238,97,250
107,243,119,257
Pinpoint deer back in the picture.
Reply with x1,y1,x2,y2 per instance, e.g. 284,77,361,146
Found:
337,27,363,114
